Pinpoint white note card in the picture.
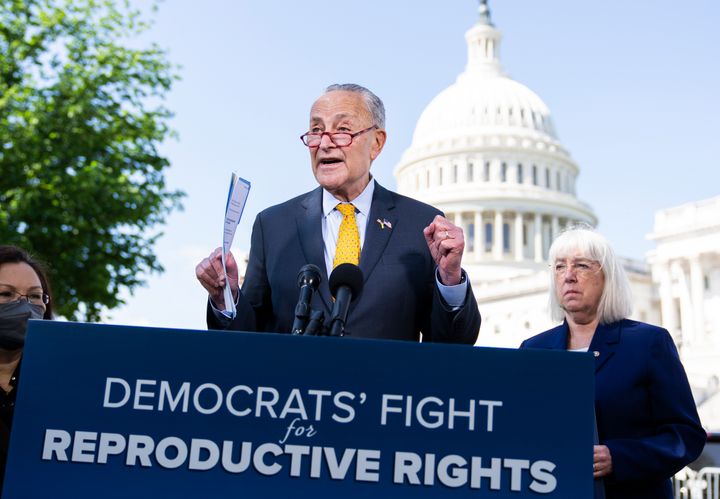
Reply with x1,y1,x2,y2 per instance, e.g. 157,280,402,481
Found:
222,173,251,316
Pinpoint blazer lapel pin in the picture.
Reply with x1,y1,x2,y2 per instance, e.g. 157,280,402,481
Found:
376,218,392,230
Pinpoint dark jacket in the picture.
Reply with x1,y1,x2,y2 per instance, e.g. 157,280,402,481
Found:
521,319,706,499
208,182,481,343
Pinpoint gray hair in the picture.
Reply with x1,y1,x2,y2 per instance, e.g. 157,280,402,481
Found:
325,83,386,129
548,225,633,324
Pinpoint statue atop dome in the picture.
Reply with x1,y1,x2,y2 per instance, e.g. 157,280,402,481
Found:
478,0,494,26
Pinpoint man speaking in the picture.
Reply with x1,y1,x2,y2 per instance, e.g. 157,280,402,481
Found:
196,84,480,343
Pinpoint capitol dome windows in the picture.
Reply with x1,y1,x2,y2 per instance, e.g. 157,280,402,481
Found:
484,223,493,252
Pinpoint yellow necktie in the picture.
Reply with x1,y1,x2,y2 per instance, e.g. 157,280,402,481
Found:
334,203,360,268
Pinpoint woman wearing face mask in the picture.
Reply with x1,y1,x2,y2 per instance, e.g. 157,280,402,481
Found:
0,245,53,489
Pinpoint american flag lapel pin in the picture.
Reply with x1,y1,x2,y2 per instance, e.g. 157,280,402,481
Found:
376,218,392,230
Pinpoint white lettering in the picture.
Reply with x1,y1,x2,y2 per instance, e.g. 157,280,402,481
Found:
41,429,70,461
323,447,355,479
437,454,468,487
126,434,155,467
189,438,219,471
103,377,130,408
393,451,422,484
225,385,252,416
470,457,502,489
307,389,331,421
448,398,474,430
255,387,279,418
504,458,530,491
416,397,444,429
97,433,126,464
380,394,403,425
71,431,97,463
530,460,557,493
158,381,190,412
284,445,310,477
331,391,355,423
279,388,308,419
221,440,251,473
252,443,282,475
155,437,188,469
355,449,381,482
193,383,223,415
133,379,157,410
478,400,502,431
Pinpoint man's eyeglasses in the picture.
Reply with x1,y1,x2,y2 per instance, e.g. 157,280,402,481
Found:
551,259,601,278
300,125,377,148
0,288,50,307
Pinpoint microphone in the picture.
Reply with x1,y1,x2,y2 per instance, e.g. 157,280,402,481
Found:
291,264,322,335
327,263,364,337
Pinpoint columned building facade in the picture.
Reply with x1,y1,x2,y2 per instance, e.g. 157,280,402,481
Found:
647,196,720,425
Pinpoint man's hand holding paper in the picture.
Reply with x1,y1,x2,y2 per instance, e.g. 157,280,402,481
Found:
195,247,239,311
220,174,250,316
195,173,250,316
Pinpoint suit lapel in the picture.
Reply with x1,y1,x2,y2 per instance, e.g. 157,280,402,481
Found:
297,188,332,312
550,323,570,350
588,321,621,373
360,183,396,284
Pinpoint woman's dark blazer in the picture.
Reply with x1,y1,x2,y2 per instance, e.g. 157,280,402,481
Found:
520,319,706,499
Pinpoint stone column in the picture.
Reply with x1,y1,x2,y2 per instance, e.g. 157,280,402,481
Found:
514,212,524,261
474,211,483,261
493,211,503,260
509,162,518,184
689,255,705,341
672,261,694,347
534,213,543,263
454,211,462,228
657,262,679,338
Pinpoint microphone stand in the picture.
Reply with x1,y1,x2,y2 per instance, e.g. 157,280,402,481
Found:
303,309,325,336
290,264,321,335
291,296,312,335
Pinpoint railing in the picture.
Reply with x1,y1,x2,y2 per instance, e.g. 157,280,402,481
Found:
674,466,720,499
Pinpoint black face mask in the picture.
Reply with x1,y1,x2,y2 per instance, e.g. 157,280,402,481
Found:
0,300,45,350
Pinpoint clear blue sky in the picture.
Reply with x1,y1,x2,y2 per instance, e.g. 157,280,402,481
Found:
109,0,720,329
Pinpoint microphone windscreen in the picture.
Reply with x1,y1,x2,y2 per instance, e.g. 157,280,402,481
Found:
297,264,322,289
329,263,364,299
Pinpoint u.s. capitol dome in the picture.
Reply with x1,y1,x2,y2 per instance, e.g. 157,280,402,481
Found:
394,3,600,345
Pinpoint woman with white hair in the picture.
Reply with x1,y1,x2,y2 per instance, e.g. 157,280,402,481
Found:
520,226,705,499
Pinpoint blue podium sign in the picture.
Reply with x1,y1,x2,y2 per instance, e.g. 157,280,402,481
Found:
4,321,594,498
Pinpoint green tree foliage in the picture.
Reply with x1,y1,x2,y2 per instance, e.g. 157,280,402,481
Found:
0,0,183,321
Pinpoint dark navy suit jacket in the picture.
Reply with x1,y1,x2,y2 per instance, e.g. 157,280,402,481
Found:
208,182,481,343
520,319,705,499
